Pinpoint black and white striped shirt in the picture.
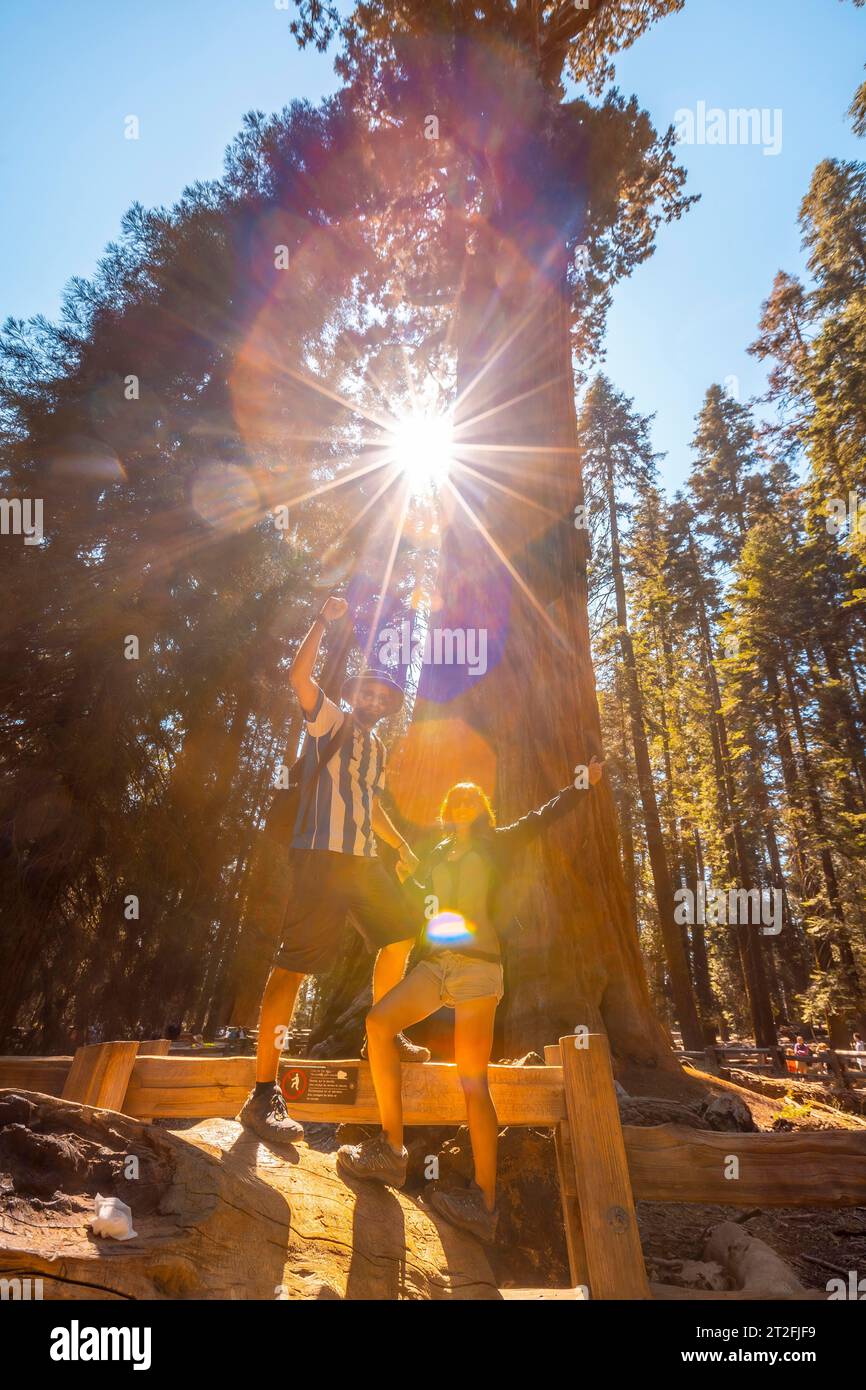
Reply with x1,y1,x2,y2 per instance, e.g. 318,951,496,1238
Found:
291,687,387,856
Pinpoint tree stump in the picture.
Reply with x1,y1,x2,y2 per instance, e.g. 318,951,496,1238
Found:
0,1091,499,1300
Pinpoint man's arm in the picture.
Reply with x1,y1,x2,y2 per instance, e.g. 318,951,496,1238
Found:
290,595,347,715
372,797,418,877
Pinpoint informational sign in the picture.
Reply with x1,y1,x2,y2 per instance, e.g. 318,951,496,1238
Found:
280,1065,359,1104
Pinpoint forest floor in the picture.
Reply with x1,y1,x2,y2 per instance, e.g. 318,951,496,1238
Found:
637,1063,866,1292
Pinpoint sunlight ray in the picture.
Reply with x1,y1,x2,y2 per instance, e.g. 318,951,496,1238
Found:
449,287,545,420
320,465,404,561
452,371,572,442
442,475,572,652
359,480,413,671
272,451,396,512
280,362,397,435
448,458,561,519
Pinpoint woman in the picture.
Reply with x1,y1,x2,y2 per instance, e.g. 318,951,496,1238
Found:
792,1035,813,1074
336,755,605,1241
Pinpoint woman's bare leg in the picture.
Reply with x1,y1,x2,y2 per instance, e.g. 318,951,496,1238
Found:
453,997,499,1211
365,967,442,1151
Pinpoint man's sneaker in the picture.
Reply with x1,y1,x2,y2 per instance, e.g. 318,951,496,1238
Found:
360,1032,431,1063
429,1183,499,1243
237,1084,304,1150
336,1132,408,1188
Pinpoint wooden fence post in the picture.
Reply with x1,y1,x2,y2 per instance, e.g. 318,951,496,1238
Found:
544,1043,590,1293
133,1039,171,1122
61,1041,139,1111
559,1032,650,1300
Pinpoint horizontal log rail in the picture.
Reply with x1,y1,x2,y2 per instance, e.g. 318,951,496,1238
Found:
625,1123,866,1207
676,1043,866,1086
122,1055,567,1125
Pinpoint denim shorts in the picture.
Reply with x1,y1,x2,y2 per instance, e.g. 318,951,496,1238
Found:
413,950,504,1007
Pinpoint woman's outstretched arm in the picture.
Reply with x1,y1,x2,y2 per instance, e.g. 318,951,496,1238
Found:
494,757,605,854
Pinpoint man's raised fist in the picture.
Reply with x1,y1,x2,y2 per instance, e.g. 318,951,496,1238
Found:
320,595,348,624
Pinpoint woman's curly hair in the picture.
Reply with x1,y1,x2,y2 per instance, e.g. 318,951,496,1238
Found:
437,782,496,829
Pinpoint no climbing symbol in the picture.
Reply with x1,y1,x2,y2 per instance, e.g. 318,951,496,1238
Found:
279,1064,359,1104
281,1068,309,1101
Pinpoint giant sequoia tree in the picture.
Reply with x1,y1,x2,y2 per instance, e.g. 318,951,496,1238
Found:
291,0,695,1072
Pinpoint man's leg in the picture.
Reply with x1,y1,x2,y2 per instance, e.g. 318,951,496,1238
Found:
255,966,304,1083
372,938,415,1003
238,850,337,1148
364,967,442,1151
238,963,307,1147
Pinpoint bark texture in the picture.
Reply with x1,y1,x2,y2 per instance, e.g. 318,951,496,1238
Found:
389,226,680,1078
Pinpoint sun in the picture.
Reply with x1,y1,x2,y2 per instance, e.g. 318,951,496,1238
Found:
387,413,454,495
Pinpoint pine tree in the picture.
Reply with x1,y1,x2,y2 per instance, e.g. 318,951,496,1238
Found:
579,376,702,1046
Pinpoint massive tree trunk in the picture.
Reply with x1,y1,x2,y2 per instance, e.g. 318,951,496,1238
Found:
388,226,680,1078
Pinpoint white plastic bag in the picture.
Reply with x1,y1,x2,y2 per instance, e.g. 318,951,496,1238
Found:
91,1192,138,1241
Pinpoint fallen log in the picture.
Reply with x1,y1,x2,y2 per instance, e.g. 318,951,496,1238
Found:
0,1091,499,1300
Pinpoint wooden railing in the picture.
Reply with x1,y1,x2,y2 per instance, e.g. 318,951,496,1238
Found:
3,1033,866,1299
676,1042,866,1085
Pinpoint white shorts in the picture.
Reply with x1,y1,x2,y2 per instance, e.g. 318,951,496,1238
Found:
413,951,504,1007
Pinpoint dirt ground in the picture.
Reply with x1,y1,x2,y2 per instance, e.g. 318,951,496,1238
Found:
633,1063,866,1291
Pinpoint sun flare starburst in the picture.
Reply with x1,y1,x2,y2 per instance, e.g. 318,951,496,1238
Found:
386,413,454,495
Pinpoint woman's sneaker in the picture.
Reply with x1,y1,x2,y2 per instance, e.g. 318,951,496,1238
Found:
237,1084,304,1150
429,1183,499,1243
360,1032,431,1062
336,1132,408,1188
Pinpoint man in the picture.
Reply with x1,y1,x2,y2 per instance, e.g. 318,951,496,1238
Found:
237,594,429,1150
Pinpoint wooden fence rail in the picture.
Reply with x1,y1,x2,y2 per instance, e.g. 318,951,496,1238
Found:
4,1034,866,1299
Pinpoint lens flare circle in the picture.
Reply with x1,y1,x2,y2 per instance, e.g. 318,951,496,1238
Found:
426,911,476,947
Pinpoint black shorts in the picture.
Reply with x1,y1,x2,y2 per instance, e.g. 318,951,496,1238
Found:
273,848,415,976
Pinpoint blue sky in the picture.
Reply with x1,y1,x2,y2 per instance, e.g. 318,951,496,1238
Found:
1,0,863,491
